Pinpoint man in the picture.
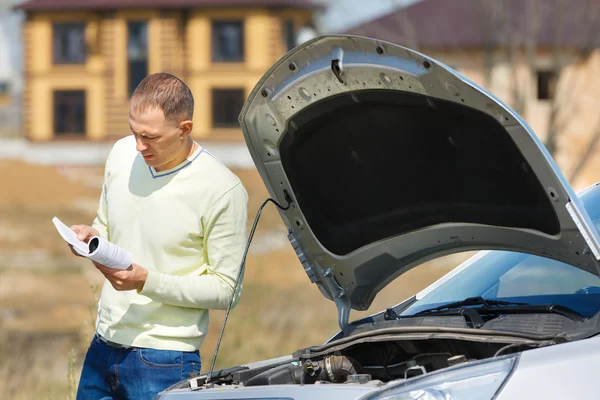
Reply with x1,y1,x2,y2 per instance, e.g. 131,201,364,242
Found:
71,73,248,399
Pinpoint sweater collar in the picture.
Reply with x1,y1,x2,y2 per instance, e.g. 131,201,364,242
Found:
148,142,203,178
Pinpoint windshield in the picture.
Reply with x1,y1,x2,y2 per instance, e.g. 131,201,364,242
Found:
401,184,600,318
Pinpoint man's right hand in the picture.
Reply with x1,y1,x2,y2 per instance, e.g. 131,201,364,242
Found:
68,225,100,257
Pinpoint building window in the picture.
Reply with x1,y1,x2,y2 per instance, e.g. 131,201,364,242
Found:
537,70,556,100
128,21,149,97
212,21,244,62
283,19,296,51
54,90,86,136
212,89,245,128
53,23,86,64
0,82,9,95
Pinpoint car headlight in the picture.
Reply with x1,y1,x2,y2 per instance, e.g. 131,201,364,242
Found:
361,355,517,400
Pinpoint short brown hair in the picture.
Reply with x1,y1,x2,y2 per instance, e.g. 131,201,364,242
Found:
130,73,194,122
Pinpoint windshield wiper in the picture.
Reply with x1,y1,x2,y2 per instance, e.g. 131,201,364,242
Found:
414,297,527,315
383,297,528,328
412,297,586,323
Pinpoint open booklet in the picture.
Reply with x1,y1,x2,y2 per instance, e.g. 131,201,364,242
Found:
52,217,133,270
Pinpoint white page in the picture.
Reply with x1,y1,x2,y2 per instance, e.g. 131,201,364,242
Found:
87,237,133,270
52,217,90,255
52,217,133,270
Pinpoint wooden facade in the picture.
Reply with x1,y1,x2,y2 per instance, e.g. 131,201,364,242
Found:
19,2,314,141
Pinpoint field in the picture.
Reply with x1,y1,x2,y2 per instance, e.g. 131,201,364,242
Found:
0,159,482,398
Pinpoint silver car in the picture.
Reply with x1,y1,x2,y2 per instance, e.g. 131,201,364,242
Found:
156,35,600,400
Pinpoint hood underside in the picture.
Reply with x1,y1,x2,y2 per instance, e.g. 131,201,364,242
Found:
278,90,559,255
238,35,600,329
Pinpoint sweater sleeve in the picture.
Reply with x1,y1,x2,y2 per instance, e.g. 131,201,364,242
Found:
139,183,249,310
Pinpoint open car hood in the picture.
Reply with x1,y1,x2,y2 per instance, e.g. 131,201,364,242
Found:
238,35,600,329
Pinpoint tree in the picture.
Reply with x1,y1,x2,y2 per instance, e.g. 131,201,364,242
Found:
480,0,599,168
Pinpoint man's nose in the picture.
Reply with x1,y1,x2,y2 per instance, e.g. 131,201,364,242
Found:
136,138,148,152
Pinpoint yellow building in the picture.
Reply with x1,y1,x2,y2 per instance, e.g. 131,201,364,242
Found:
17,0,316,141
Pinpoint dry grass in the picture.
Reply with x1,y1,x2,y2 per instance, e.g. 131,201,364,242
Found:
0,331,81,399
0,160,465,398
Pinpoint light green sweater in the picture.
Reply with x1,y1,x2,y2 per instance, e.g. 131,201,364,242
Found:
92,136,248,351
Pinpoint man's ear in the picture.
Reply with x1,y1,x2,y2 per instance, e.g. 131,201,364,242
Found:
179,120,193,139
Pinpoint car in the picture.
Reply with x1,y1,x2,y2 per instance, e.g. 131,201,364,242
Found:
155,34,600,400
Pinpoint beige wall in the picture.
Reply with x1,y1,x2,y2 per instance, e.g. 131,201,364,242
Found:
554,51,600,189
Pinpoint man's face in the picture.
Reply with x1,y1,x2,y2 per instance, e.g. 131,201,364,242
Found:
129,107,192,172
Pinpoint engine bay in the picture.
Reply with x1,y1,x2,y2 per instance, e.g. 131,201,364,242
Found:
170,309,600,391
192,333,554,389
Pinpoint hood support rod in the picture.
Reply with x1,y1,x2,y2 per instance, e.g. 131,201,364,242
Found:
206,196,291,382
321,267,351,330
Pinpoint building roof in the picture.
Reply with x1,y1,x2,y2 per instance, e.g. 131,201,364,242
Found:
16,0,318,12
345,0,600,50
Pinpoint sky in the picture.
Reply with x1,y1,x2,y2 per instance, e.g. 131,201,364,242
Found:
317,0,420,33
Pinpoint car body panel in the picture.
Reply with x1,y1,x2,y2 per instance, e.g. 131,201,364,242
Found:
157,383,376,400
238,34,600,329
496,335,600,399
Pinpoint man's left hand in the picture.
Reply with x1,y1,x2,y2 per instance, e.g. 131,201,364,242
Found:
93,262,149,292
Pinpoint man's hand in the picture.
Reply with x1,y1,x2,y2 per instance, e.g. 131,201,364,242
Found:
71,225,99,242
93,261,149,292
68,225,100,257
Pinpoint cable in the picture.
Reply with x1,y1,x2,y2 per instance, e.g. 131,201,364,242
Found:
207,195,291,382
493,340,553,357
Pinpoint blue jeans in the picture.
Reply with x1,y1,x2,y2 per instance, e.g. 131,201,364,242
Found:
76,334,201,400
